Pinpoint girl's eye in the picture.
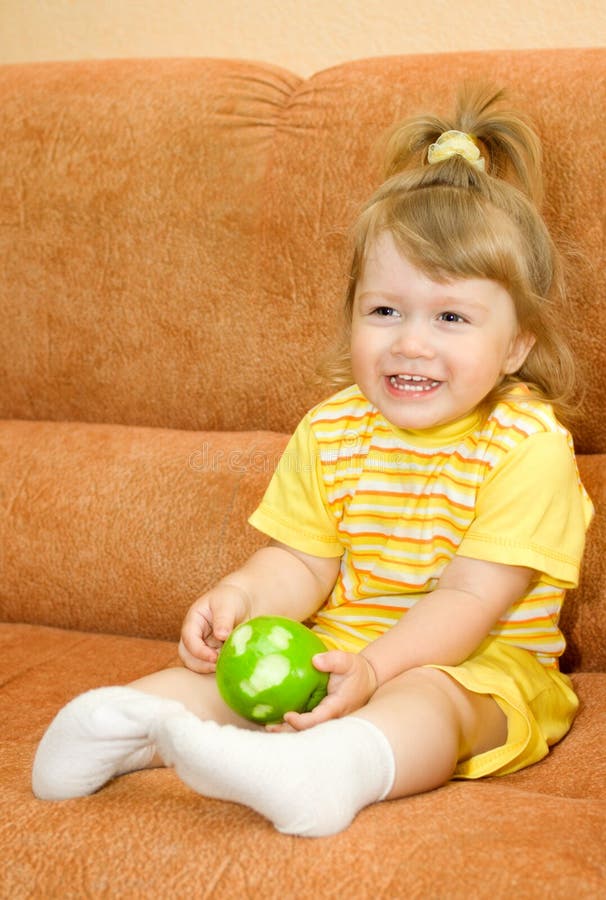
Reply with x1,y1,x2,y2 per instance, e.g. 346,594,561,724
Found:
373,306,399,317
439,311,466,324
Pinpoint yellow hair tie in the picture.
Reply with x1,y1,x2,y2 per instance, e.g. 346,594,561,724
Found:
427,130,485,170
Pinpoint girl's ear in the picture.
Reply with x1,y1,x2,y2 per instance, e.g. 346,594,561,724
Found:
503,331,536,375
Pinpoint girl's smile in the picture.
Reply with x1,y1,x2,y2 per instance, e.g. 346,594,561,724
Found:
350,232,534,431
386,374,442,395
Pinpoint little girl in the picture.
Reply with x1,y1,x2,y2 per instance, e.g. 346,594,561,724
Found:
32,85,594,837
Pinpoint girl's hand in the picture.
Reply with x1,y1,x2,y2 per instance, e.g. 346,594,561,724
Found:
178,583,252,674
273,651,378,732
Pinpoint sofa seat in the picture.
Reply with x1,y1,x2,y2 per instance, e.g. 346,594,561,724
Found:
1,622,604,897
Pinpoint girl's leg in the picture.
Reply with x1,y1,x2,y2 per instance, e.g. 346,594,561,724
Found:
32,667,257,802
151,667,507,837
129,666,262,727
354,666,507,799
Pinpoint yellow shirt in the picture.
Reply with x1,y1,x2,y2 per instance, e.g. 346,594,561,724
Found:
249,385,594,665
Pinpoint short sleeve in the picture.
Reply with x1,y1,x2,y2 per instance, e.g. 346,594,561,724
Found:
248,416,344,558
458,432,594,587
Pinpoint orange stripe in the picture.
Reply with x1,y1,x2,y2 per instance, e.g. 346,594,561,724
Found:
343,512,468,531
345,526,459,542
354,489,474,512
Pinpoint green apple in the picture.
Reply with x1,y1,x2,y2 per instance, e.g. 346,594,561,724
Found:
215,616,329,724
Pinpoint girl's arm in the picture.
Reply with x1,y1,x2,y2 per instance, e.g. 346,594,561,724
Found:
179,540,340,673
284,555,533,730
360,556,534,685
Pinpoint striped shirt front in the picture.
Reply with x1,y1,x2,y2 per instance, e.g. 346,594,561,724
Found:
250,384,593,666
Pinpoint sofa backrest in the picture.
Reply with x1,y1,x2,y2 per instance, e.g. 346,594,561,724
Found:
0,50,604,450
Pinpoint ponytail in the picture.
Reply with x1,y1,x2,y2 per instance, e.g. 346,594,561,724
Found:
383,84,543,205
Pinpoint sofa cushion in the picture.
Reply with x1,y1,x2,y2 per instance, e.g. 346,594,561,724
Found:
2,622,605,897
0,420,284,639
2,420,604,669
561,454,606,672
0,51,604,453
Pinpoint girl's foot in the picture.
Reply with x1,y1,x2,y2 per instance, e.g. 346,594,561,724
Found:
32,687,185,800
153,710,395,837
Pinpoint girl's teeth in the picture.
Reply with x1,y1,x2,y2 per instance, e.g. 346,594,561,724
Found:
389,375,440,392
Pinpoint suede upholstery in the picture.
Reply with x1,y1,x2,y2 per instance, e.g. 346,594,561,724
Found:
1,49,605,897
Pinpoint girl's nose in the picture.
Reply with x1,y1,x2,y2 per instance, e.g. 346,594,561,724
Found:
391,321,435,359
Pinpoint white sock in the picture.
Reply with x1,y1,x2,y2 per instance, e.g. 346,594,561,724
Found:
153,712,395,837
32,686,186,800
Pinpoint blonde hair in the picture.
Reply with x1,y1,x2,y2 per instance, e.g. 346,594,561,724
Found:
327,84,577,425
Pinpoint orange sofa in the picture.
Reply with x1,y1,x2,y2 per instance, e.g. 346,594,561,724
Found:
1,48,605,897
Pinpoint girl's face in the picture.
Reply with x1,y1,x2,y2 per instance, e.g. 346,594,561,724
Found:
350,231,534,431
